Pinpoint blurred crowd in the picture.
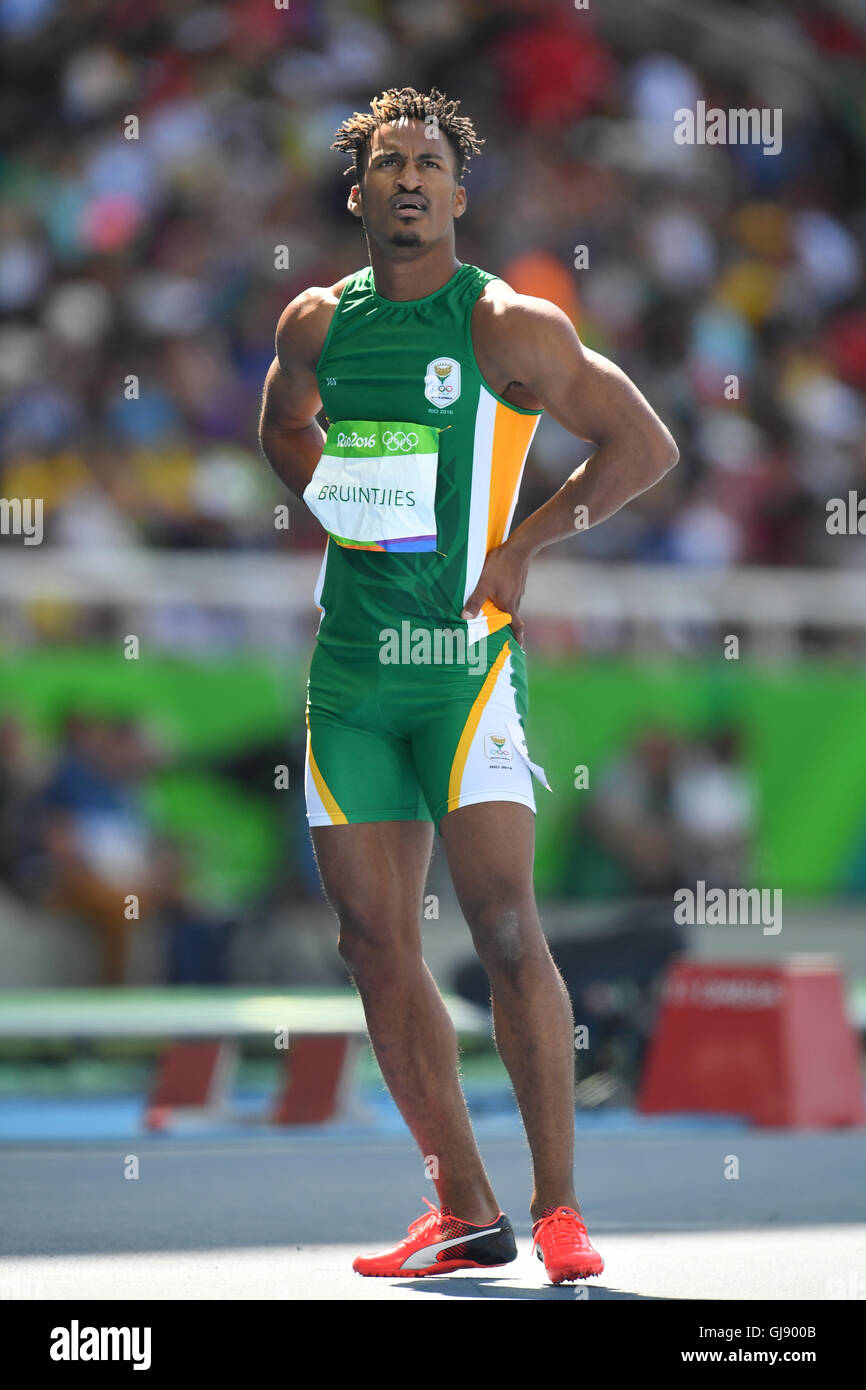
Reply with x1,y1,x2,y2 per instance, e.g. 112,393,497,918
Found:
0,706,318,984
0,698,762,985
2,0,866,630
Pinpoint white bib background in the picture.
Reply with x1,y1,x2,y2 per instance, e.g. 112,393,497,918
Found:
303,425,439,547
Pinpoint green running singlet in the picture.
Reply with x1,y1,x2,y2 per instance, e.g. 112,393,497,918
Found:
303,262,552,831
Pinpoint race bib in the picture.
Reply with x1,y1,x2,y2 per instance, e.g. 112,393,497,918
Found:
303,420,441,552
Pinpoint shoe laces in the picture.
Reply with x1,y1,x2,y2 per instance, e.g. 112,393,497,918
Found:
532,1206,588,1251
406,1196,442,1240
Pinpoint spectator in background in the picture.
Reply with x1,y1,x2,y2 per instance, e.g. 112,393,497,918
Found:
40,713,159,984
0,705,266,985
567,723,756,898
152,836,235,985
579,728,686,896
670,727,756,889
0,713,47,896
37,711,241,985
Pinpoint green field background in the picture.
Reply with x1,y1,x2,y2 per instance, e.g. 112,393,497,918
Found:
2,648,865,903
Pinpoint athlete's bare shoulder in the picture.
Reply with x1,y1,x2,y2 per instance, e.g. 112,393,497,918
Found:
472,277,569,409
275,276,353,372
473,276,574,341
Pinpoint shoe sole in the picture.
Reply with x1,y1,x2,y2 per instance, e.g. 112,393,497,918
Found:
549,1264,604,1284
535,1246,604,1283
354,1257,516,1277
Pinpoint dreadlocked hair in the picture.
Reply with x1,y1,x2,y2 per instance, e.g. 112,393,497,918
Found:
331,86,484,182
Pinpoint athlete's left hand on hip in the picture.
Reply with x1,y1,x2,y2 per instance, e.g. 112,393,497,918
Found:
461,539,529,648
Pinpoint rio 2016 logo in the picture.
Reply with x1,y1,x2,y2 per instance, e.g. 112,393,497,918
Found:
336,432,376,448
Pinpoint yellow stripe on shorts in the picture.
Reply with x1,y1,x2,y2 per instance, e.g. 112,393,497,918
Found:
305,707,348,825
447,642,510,810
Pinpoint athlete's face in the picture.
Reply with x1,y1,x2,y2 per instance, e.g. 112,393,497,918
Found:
348,119,466,253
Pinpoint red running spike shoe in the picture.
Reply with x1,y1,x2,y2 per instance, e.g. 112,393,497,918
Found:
531,1206,604,1284
353,1197,518,1277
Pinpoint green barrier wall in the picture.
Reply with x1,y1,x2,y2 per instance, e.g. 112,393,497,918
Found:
3,649,865,902
527,658,866,897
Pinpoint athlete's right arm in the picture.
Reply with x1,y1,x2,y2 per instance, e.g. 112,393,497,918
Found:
257,285,342,499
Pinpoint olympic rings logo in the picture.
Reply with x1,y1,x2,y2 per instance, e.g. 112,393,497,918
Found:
383,431,419,452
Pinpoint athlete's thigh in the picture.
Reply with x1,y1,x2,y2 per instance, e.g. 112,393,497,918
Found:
409,627,545,834
311,819,435,944
305,641,431,827
438,800,537,929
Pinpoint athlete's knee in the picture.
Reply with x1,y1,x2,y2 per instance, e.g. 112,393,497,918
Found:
334,904,383,963
335,903,417,979
464,895,546,981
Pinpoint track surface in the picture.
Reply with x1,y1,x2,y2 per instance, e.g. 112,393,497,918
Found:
1,1130,865,1300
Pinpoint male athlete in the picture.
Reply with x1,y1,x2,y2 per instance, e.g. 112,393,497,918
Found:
259,88,678,1284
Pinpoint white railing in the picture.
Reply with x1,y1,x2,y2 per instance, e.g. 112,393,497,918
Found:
1,551,865,631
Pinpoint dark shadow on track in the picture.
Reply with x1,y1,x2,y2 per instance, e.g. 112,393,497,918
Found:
397,1277,680,1300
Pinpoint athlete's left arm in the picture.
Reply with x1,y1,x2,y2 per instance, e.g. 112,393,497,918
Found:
462,295,679,643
